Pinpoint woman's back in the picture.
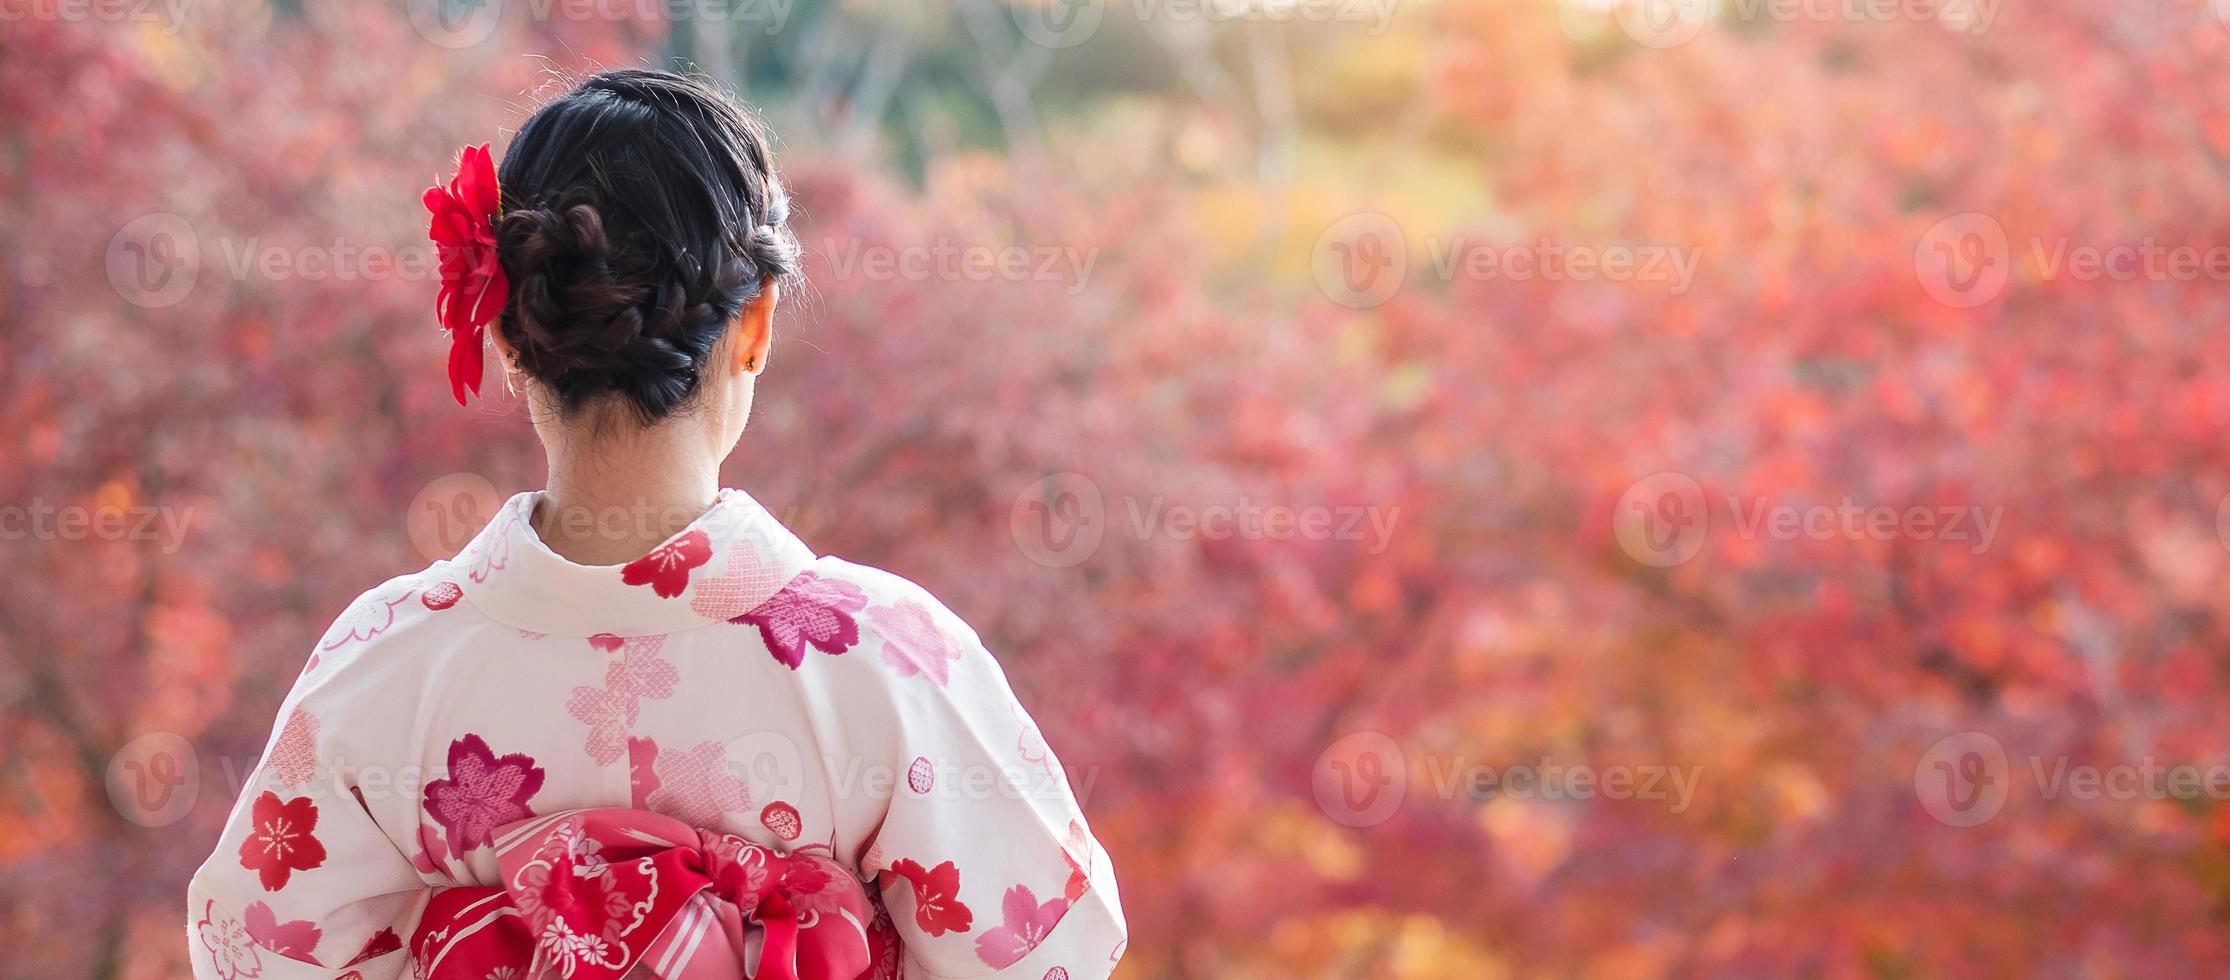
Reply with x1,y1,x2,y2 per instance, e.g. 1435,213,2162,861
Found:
186,68,1124,980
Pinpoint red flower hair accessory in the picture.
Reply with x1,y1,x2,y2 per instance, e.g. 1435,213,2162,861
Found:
423,143,508,405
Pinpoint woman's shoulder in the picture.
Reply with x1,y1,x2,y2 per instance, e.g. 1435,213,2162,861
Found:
298,561,479,678
748,554,1006,695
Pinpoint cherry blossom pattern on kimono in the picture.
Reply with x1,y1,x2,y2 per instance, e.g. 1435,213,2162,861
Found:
237,792,327,891
730,569,868,669
619,528,712,598
421,733,545,854
565,634,677,764
867,599,965,686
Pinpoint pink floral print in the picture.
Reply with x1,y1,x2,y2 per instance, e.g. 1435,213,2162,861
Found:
243,901,322,960
319,580,416,650
620,528,712,598
189,488,1127,980
1062,820,1092,903
565,635,677,765
643,738,749,828
462,503,519,584
1017,703,1055,777
975,884,1071,968
266,707,319,787
690,533,797,620
196,900,261,980
730,570,867,669
627,736,660,809
870,600,965,686
422,733,545,853
237,792,326,891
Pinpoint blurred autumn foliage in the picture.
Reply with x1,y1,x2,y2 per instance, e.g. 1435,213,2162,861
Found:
10,0,2230,976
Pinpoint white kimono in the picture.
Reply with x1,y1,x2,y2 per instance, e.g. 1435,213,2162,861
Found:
186,489,1126,980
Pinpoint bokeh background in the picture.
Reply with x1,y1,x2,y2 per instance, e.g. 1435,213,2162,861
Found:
11,0,2230,975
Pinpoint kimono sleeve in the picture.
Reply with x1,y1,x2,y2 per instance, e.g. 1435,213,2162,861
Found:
821,569,1127,979
185,634,425,977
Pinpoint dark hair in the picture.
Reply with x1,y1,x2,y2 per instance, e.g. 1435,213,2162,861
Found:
494,69,799,424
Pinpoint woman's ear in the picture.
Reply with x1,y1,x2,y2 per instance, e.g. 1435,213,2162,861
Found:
487,324,518,366
733,277,778,376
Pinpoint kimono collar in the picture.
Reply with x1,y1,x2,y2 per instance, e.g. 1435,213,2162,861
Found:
447,488,816,638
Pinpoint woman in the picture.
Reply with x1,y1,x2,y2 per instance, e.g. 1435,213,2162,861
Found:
187,69,1125,980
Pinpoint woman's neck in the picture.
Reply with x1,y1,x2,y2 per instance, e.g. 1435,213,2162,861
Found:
532,418,724,566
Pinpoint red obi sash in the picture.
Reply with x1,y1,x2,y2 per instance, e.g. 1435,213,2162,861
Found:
410,809,894,979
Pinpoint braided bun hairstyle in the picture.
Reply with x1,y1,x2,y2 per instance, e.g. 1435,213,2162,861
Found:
494,69,799,424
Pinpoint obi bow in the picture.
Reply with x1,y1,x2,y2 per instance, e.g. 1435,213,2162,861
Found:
410,808,896,979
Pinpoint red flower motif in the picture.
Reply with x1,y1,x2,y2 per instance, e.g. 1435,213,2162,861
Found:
237,792,327,891
888,858,974,937
621,529,713,599
423,733,545,853
731,570,868,669
243,901,322,961
423,142,508,405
